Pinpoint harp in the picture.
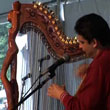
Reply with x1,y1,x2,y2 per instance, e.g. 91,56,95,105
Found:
0,1,85,110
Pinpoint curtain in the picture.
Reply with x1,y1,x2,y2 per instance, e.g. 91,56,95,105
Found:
64,0,110,37
16,33,33,110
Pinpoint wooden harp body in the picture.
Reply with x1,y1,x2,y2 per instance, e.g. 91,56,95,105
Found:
0,1,84,110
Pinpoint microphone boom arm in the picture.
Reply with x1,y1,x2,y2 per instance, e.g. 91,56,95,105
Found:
14,71,55,109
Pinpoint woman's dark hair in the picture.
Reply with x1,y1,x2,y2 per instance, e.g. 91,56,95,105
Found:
75,13,110,46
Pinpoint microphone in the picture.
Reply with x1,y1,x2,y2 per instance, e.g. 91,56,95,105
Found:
22,73,32,81
38,55,50,62
40,54,70,77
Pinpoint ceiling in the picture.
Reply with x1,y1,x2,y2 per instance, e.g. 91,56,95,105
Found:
0,0,53,14
0,0,79,15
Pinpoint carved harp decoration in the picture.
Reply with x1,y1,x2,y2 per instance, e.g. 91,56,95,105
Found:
1,1,85,110
9,1,84,61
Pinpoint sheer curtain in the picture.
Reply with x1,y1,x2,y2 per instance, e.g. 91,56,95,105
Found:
16,33,33,110
64,0,110,37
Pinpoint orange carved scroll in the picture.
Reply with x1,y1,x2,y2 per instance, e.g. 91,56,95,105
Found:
0,1,84,110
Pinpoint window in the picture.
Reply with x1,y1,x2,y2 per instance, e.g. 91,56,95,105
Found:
0,22,10,110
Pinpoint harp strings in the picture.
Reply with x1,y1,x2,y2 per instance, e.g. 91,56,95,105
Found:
17,27,91,110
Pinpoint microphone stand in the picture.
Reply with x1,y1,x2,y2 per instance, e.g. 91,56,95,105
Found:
14,71,55,110
37,60,42,110
19,80,25,110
